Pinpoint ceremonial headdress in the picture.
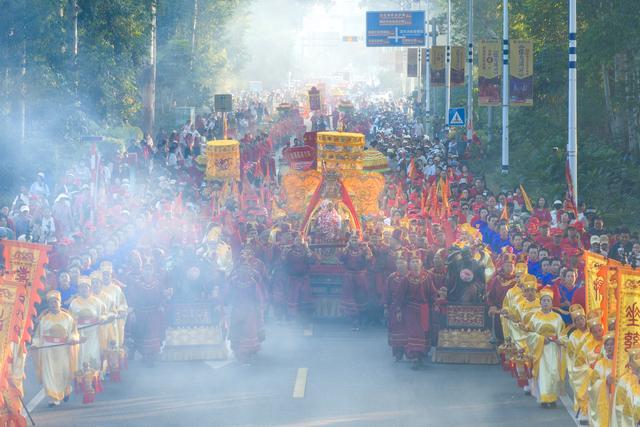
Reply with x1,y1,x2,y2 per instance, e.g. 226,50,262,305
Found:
628,349,640,369
607,313,616,329
569,304,586,320
603,332,615,343
46,290,61,302
539,287,554,300
587,318,602,329
515,263,527,276
522,274,538,290
100,261,113,273
78,276,92,287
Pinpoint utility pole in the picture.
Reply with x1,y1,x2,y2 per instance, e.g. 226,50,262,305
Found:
424,0,431,138
444,0,451,134
501,0,509,174
466,0,473,141
567,0,578,205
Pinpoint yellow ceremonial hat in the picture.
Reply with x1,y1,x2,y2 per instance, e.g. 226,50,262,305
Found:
206,226,222,242
569,304,586,320
100,261,113,273
587,317,602,328
539,287,554,300
607,313,616,325
46,290,61,302
78,276,92,287
629,350,640,369
522,274,538,290
603,332,615,343
515,263,527,275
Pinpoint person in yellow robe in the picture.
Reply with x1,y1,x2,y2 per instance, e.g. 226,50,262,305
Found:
32,290,80,407
587,332,614,427
525,287,565,407
501,263,528,335
560,305,588,413
100,261,129,348
610,348,640,427
504,274,540,349
68,276,109,371
573,316,605,423
91,271,118,355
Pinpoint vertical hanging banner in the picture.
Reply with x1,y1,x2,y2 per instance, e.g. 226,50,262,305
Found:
420,48,427,77
0,241,49,426
607,261,622,315
450,46,466,86
407,48,418,77
478,41,502,106
584,251,609,327
430,46,445,86
613,267,640,377
509,40,534,106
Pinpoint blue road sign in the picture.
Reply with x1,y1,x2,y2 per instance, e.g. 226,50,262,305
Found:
366,11,425,47
448,108,466,127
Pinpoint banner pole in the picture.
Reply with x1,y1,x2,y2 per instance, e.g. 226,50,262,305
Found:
466,0,474,142
568,0,578,205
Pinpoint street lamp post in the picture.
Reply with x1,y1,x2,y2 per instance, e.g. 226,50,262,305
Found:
501,0,509,174
466,0,473,142
568,0,578,205
445,0,451,134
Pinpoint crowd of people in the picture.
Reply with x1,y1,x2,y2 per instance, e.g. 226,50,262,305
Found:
0,87,638,426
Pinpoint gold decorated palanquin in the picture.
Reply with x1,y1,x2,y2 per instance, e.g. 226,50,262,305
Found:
316,132,364,172
281,169,384,217
206,140,240,180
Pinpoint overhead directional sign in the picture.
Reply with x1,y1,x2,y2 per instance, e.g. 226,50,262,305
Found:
448,108,466,127
366,11,425,47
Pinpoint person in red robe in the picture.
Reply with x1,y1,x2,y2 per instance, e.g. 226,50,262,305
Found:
228,260,266,365
385,256,409,361
427,249,449,345
339,235,373,330
486,253,517,343
369,233,390,318
403,254,433,370
282,233,317,320
129,262,169,367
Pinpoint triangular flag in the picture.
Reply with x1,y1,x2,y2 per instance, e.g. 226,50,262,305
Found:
519,184,534,212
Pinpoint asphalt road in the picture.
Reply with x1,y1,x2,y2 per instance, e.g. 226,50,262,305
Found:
24,322,577,427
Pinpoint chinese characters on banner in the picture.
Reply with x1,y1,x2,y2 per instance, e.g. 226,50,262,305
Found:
613,267,640,377
509,40,534,106
450,46,466,86
477,41,501,106
584,251,609,329
430,46,445,86
0,241,49,424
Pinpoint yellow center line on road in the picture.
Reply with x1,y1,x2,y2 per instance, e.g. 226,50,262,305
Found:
292,368,308,399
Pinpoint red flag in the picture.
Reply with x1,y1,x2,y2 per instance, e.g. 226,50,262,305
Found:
500,203,509,222
408,157,417,180
440,178,451,220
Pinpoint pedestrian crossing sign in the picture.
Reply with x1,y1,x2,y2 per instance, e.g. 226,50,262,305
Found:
448,108,466,127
